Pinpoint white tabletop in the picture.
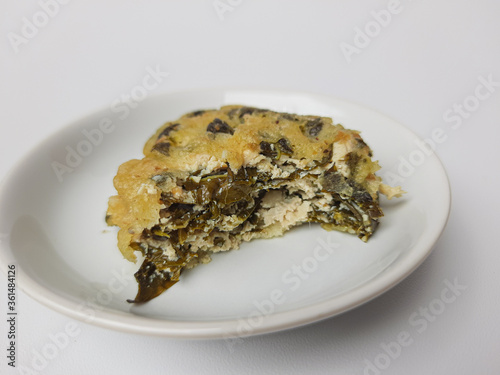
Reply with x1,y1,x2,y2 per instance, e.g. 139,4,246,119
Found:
1,1,499,374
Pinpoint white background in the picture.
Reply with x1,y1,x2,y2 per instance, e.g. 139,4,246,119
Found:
1,1,500,374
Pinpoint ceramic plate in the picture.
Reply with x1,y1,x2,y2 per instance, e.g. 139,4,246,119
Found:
0,89,450,338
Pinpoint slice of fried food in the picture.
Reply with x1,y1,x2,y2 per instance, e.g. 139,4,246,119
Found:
106,105,404,303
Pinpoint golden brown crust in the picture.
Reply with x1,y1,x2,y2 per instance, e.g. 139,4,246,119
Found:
144,105,346,172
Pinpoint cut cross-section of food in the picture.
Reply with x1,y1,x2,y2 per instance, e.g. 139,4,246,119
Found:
106,105,404,303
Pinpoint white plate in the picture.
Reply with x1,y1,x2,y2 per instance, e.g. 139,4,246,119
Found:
0,89,450,339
